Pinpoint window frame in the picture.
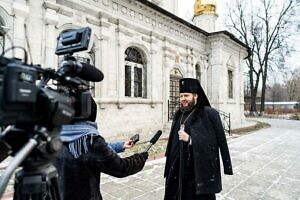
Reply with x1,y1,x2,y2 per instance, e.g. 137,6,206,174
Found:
124,47,146,98
124,60,145,98
228,69,234,99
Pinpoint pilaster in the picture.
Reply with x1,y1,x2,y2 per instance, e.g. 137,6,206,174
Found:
12,1,29,59
43,3,59,69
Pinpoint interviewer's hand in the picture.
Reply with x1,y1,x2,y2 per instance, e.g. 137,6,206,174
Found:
140,152,148,161
178,130,190,142
123,140,134,149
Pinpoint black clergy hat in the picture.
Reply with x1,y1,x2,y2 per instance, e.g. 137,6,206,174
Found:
179,78,200,93
179,78,211,107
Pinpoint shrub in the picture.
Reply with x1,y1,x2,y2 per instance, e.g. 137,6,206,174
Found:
290,114,300,120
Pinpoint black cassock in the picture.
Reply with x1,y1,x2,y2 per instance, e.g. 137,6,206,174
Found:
164,106,233,200
164,109,196,200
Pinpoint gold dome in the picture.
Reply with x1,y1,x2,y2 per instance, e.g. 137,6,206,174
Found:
194,0,216,16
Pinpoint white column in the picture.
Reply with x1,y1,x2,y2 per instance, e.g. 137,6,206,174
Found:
116,24,125,108
202,59,209,93
150,33,157,105
43,8,59,69
12,1,29,59
209,41,223,108
96,36,108,101
239,51,246,122
162,44,170,124
186,47,193,77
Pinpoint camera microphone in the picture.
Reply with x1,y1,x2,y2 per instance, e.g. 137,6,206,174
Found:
76,62,104,82
144,130,162,152
57,61,104,82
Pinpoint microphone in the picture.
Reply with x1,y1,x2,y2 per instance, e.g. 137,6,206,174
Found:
57,61,104,82
77,62,104,82
144,130,162,152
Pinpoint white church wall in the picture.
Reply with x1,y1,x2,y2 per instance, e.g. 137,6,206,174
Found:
207,32,247,126
0,0,247,138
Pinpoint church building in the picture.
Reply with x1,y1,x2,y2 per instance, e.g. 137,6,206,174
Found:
0,0,248,139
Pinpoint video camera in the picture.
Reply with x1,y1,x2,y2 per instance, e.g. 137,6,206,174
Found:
0,27,103,198
0,27,102,127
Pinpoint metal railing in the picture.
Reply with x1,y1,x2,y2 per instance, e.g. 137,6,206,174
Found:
216,109,231,136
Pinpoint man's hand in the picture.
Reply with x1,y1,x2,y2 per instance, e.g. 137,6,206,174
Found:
123,140,134,149
178,130,190,142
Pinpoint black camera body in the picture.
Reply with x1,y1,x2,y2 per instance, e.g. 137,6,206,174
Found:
0,27,101,160
0,57,39,125
0,26,104,198
0,27,94,127
0,56,78,127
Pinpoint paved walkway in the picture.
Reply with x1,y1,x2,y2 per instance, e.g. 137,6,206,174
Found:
1,118,300,199
101,118,300,200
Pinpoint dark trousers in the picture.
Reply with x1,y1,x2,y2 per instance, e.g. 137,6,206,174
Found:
183,193,216,200
165,174,216,200
181,176,216,200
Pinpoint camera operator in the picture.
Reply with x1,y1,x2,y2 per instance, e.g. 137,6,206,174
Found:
54,97,148,200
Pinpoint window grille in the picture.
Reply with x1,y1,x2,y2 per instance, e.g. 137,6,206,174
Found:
228,70,233,99
0,20,5,55
124,47,146,98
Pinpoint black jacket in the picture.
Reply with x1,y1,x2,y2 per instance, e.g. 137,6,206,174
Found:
54,135,148,200
164,106,233,194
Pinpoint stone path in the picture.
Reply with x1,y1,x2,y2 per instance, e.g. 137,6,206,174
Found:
1,118,300,200
101,118,300,200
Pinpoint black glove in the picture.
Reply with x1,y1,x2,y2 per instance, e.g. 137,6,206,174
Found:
129,152,148,171
140,152,149,161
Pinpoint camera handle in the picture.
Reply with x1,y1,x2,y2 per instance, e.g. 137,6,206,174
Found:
0,138,38,196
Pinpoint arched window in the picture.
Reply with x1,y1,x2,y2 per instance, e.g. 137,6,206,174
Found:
0,18,5,54
124,47,147,98
195,64,201,83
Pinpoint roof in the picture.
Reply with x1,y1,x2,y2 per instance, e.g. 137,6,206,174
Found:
136,0,208,36
136,0,250,52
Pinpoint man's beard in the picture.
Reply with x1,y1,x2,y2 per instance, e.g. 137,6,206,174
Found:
180,99,196,112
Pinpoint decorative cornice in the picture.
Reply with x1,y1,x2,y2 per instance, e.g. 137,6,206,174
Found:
12,2,29,17
58,0,205,46
86,16,101,26
141,36,158,44
43,1,73,17
45,10,59,25
43,1,60,11
116,26,134,37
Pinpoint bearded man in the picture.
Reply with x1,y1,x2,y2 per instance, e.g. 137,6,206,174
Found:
164,78,233,200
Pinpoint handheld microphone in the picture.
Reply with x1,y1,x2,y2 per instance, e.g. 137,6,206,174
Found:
144,130,162,152
57,61,104,82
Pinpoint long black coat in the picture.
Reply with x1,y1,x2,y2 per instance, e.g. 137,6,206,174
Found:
164,106,233,195
54,135,148,200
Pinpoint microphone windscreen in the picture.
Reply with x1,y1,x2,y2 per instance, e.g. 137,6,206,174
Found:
150,130,162,144
78,62,104,82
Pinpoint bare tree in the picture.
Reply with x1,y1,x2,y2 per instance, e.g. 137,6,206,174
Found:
266,82,285,102
227,0,299,115
227,0,261,115
284,67,300,101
